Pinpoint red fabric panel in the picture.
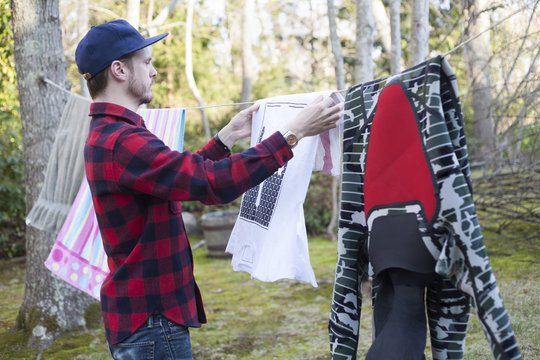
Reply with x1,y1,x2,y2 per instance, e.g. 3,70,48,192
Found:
364,83,436,222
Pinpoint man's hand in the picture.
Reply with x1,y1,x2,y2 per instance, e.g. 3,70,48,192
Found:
217,103,260,149
217,94,342,150
282,96,343,141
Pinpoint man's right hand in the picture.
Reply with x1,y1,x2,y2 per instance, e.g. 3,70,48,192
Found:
281,95,343,142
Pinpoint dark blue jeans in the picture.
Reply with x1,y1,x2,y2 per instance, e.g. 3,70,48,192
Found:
108,314,193,360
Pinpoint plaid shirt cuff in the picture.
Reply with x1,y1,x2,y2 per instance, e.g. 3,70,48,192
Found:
197,136,230,161
261,131,293,166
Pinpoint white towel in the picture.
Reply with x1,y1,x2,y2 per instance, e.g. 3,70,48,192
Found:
26,93,91,234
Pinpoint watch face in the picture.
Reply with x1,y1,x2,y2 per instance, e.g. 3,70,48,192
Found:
286,134,298,146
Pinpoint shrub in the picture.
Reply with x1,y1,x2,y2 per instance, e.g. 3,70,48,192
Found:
0,1,25,259
304,172,334,236
0,127,25,259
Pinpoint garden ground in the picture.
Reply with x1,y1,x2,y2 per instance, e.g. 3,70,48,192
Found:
0,227,538,359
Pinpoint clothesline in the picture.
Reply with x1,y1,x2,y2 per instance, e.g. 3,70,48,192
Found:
41,77,348,110
184,88,351,110
41,77,89,101
41,3,529,111
185,101,254,110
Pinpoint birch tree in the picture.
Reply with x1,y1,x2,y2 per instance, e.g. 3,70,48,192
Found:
126,0,140,29
390,0,402,73
373,0,391,58
355,0,375,83
185,0,211,139
11,0,95,351
77,0,90,97
464,0,496,162
240,0,255,110
326,0,344,240
328,0,345,89
410,0,429,66
147,0,181,36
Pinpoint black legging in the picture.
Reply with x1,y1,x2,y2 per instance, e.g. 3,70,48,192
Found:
366,268,435,360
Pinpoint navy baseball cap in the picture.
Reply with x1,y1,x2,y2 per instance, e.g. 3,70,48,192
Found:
76,19,168,80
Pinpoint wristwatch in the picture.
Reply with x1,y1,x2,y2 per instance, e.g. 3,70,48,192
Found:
281,130,299,148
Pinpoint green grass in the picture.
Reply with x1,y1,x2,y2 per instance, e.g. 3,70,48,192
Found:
0,230,538,359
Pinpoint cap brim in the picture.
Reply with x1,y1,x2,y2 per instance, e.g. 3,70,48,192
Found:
126,32,169,56
143,32,169,47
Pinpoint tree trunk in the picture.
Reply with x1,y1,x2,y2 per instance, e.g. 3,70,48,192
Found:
410,0,429,66
328,0,345,90
355,0,374,83
185,0,211,140
308,0,319,90
126,0,141,29
77,0,90,98
147,0,154,29
390,0,402,74
373,0,391,58
464,0,496,163
240,0,255,110
326,0,346,241
147,0,180,36
11,0,96,352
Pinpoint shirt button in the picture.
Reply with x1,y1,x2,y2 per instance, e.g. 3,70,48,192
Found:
167,335,171,339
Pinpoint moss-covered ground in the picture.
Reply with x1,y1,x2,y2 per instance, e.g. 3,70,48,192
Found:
0,227,538,359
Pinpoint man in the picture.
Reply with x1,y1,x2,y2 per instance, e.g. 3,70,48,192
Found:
76,19,342,360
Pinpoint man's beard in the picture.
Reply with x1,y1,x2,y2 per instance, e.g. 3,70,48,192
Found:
128,75,153,105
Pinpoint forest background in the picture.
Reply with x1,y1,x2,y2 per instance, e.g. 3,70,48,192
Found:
0,0,538,358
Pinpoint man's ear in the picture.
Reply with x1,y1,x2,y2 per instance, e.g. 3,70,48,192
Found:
110,60,128,81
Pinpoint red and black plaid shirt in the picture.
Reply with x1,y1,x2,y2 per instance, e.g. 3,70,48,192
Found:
84,102,292,345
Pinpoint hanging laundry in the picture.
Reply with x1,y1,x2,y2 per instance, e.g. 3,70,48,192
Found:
26,93,92,234
329,56,521,359
44,108,186,300
226,91,343,287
